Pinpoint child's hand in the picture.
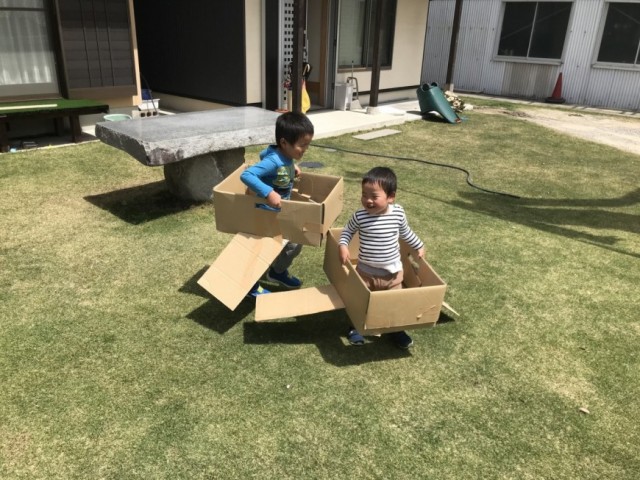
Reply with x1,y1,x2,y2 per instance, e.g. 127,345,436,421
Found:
266,190,282,208
416,247,425,259
294,164,301,178
338,245,351,265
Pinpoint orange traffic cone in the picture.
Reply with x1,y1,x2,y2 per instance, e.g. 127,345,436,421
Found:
545,73,566,104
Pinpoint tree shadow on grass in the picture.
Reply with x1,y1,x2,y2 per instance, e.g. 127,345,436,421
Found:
449,188,640,259
84,181,201,224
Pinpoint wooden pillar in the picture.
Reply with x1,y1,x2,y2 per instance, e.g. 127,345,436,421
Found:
368,0,384,110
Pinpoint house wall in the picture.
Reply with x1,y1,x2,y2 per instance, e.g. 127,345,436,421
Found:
133,0,247,106
245,0,263,105
335,0,429,92
423,0,640,111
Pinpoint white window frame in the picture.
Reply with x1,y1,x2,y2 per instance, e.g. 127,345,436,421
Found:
493,0,574,66
592,0,640,71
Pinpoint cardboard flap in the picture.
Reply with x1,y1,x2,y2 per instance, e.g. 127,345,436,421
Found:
366,284,446,330
323,229,371,333
442,301,459,316
255,285,345,321
197,233,285,311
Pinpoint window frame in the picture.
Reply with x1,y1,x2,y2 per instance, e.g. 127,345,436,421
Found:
337,0,397,72
493,0,573,66
0,0,61,99
593,1,640,71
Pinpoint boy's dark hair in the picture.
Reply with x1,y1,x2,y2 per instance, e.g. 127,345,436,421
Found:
362,167,397,196
276,112,314,145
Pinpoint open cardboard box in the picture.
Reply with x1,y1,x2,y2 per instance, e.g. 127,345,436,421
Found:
254,228,451,335
213,164,343,246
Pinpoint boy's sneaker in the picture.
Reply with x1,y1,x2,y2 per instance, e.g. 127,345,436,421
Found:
387,330,413,349
246,284,271,298
266,268,302,289
347,328,365,346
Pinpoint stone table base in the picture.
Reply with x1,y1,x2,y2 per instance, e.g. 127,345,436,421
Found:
163,147,245,201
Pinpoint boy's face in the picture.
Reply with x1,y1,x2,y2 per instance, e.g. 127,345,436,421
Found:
279,133,313,161
361,181,395,215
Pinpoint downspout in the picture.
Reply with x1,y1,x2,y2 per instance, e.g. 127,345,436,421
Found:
445,0,463,91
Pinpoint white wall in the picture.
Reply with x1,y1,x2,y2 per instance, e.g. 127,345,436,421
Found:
245,0,263,104
336,0,429,92
423,0,640,111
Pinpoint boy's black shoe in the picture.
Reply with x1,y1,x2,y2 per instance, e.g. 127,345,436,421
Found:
387,330,413,349
266,268,302,289
347,328,365,346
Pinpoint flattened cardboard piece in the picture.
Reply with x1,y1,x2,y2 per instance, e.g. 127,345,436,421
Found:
255,285,345,321
213,164,343,246
197,233,285,311
323,228,447,335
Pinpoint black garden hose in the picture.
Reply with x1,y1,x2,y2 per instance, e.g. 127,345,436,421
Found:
311,143,521,199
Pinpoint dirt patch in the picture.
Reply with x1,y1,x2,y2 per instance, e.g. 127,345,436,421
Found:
477,107,640,156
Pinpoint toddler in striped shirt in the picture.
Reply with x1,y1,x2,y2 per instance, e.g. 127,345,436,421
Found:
338,166,425,349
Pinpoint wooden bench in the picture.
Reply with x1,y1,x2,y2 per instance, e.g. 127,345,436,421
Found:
0,99,109,152
95,106,280,201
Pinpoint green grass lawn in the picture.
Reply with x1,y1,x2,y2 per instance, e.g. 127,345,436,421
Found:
1,103,638,479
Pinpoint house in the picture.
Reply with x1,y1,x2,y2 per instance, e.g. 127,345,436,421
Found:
0,0,140,107
133,0,430,112
0,1,430,113
422,0,640,111
0,0,141,140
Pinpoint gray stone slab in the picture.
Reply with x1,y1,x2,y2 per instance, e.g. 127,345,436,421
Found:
352,128,402,140
95,106,279,166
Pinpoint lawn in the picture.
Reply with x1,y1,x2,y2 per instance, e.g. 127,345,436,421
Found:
1,102,638,479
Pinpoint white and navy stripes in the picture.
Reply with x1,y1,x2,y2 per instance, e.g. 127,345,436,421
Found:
339,204,424,273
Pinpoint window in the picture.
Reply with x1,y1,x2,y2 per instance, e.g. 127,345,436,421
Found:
0,0,59,98
597,2,640,65
497,1,572,60
338,0,396,69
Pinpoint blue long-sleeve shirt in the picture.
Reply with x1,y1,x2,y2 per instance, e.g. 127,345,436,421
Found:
240,145,295,200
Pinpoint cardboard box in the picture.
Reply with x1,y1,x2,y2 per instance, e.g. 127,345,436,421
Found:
198,233,285,311
255,228,449,335
213,164,343,246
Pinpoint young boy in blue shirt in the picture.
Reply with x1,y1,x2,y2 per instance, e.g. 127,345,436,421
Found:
240,111,314,297
338,167,425,349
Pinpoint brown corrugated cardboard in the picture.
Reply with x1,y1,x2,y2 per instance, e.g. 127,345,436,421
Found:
255,285,345,321
197,233,285,311
213,164,343,246
324,228,447,334
254,228,448,335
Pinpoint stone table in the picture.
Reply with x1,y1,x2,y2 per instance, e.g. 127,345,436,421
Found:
95,106,279,201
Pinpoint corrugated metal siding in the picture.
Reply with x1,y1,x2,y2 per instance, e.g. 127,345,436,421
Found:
422,0,455,85
424,0,640,111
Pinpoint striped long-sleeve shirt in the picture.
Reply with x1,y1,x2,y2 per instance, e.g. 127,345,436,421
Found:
339,204,424,274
